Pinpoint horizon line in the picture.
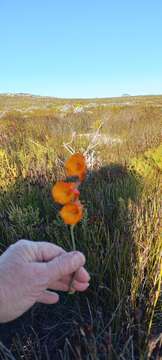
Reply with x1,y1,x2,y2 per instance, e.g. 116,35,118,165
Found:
0,92,162,100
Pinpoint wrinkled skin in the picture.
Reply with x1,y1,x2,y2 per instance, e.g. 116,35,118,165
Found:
0,240,90,323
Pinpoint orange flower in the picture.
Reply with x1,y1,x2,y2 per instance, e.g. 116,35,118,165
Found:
65,153,87,181
60,201,83,225
51,181,80,205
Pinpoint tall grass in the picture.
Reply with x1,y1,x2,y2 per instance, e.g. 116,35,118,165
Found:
0,95,161,359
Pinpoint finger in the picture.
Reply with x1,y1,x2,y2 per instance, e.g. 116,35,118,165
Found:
48,281,69,291
47,251,85,283
73,267,90,282
70,280,90,292
32,242,65,262
37,290,59,304
48,278,89,292
59,267,90,284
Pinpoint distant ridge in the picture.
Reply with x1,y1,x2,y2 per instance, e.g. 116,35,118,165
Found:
0,93,162,100
0,92,57,98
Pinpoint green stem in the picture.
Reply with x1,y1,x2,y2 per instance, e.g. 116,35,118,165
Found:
70,224,76,251
68,224,76,294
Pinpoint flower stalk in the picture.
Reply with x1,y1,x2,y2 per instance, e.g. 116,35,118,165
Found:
70,224,76,251
51,152,87,295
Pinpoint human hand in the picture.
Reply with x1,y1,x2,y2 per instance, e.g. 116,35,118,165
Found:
0,240,90,323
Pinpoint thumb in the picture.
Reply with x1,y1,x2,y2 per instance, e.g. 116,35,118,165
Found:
46,251,86,282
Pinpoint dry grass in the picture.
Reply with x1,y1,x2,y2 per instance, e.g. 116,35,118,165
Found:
0,94,161,359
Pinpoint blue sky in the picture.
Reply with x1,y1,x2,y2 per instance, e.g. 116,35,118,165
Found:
0,0,162,98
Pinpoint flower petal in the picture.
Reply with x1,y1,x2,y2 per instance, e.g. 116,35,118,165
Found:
60,202,83,225
65,153,87,181
51,181,80,205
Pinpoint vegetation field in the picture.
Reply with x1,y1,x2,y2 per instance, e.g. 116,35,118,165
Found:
0,94,161,359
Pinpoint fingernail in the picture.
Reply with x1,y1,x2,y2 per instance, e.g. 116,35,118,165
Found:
71,251,80,255
72,252,85,267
